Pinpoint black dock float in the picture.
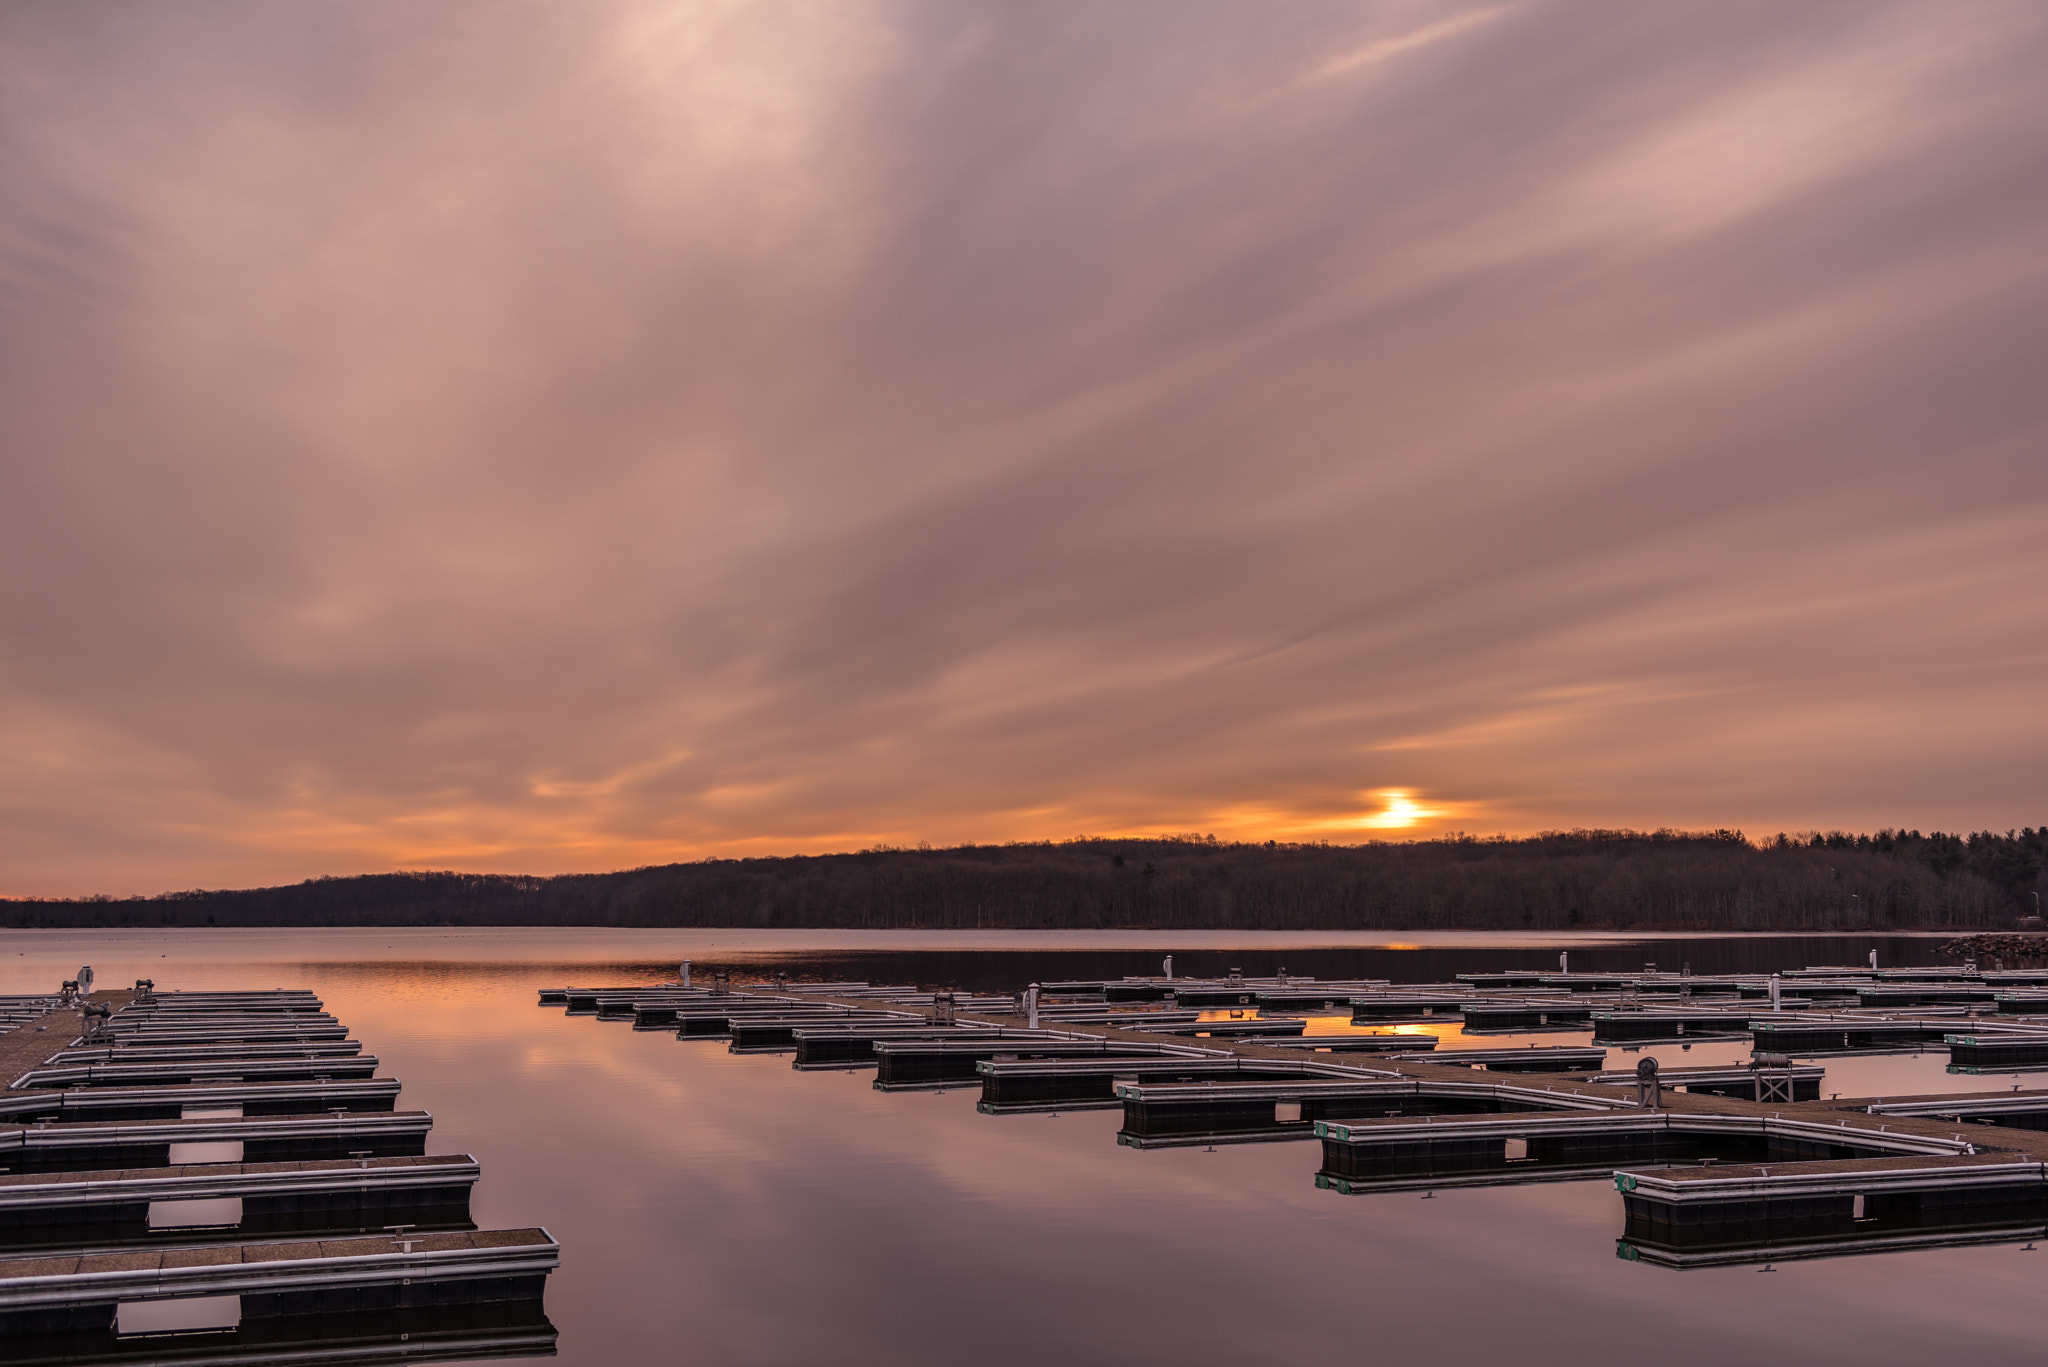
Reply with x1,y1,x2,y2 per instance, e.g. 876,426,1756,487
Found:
1131,1018,1309,1039
0,1303,556,1367
12,1055,381,1089
0,1078,403,1123
1258,1035,1436,1054
0,1110,435,1172
673,1006,891,1037
1403,1046,1608,1073
727,1014,938,1053
1946,1032,2048,1069
88,1026,354,1049
1349,996,1476,1022
791,1026,1009,1070
1864,1091,2048,1131
1167,981,1387,1009
1101,981,1176,1002
1314,1112,1972,1193
0,1226,559,1344
1461,1002,1603,1031
1245,987,1392,1011
1749,1017,1965,1055
977,1056,1369,1113
1592,1010,1754,1042
47,1040,363,1066
0,1154,480,1252
873,1039,1211,1090
1856,986,2001,1008
1613,1154,2047,1267
1118,1078,1616,1148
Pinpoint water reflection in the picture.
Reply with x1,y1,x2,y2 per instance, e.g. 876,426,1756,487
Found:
6,931,2048,1366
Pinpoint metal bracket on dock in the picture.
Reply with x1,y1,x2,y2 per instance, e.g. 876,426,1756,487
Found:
1751,1052,1796,1104
1636,1056,1660,1110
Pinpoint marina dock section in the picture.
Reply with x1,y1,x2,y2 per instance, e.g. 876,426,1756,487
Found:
541,958,2048,1270
1,982,556,1362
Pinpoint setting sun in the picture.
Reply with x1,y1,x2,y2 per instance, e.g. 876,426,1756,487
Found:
1356,790,1441,830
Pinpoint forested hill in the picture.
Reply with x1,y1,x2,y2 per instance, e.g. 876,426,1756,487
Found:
7,828,2045,932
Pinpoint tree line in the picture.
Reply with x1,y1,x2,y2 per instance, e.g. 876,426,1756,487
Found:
6,826,2044,932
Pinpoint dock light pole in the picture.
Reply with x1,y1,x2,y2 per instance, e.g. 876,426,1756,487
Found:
1770,973,1781,1013
1026,984,1040,1030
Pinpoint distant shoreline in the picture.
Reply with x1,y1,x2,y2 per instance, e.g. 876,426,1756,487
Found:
6,829,2040,934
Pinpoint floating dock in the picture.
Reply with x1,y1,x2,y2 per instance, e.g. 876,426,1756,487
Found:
541,957,2048,1274
1,984,556,1358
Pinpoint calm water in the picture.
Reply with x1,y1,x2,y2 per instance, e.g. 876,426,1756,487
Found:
5,927,2044,1366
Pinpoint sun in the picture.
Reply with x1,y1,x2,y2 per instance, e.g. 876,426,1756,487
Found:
1357,789,1438,830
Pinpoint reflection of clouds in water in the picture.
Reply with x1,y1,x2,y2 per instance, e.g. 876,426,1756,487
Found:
8,930,2048,1359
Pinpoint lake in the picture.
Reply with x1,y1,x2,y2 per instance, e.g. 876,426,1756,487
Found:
4,927,2041,1366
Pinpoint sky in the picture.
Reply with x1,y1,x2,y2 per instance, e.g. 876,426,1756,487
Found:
2,1,2046,897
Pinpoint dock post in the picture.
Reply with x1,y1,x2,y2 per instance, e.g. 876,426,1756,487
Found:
1027,985,1040,1030
1770,973,1781,1013
1559,952,1568,975
1164,955,1173,981
681,961,691,988
1869,949,1878,970
1636,1056,1660,1110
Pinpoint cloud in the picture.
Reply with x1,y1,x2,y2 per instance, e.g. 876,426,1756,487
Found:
1,1,2045,894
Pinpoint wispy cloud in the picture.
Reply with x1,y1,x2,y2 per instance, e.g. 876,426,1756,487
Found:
1,1,2045,894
